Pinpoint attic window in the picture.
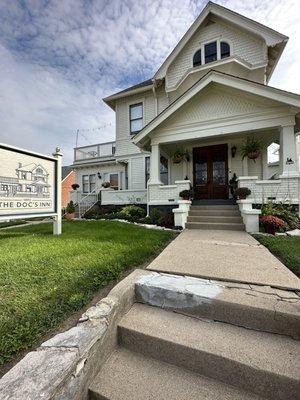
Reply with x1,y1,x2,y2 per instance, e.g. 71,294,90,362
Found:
204,41,217,64
221,41,230,59
193,49,202,67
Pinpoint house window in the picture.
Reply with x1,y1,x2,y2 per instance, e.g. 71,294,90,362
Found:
21,172,26,179
193,49,202,67
130,103,143,134
82,174,96,193
160,155,169,185
204,41,217,64
109,173,119,190
221,41,230,59
145,156,150,188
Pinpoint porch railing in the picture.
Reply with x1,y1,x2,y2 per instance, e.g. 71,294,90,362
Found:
101,189,147,205
148,180,191,205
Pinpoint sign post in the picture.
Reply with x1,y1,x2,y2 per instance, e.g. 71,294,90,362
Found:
0,143,62,235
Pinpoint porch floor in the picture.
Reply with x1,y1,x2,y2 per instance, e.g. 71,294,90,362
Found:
147,229,300,291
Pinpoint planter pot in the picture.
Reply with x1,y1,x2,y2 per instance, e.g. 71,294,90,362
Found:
181,196,190,200
173,156,183,164
238,195,247,200
265,225,276,235
65,213,75,220
247,150,260,160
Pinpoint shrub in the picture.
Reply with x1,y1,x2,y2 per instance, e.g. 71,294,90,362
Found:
66,201,75,214
179,190,192,200
148,208,164,225
261,203,300,230
158,213,174,228
260,215,285,234
235,187,251,199
120,205,146,219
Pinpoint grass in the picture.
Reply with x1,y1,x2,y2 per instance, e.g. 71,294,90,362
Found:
254,235,300,277
0,220,175,366
0,220,27,229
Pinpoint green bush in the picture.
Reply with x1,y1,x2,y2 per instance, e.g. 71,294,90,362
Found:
120,205,146,219
261,203,299,230
66,201,75,213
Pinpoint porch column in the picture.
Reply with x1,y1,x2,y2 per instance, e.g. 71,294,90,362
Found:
279,125,298,176
149,143,162,185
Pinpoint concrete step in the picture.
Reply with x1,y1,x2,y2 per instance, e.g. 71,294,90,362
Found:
187,215,243,223
119,304,300,400
189,209,241,216
135,272,300,338
185,221,245,231
89,348,264,400
191,205,239,210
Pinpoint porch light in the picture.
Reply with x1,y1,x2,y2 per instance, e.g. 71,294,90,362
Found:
286,158,294,165
97,172,102,179
231,145,237,158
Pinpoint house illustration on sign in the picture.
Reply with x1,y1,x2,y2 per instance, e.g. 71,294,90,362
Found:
0,162,51,198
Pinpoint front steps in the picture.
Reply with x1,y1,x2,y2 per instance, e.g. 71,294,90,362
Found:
89,273,300,400
186,204,245,230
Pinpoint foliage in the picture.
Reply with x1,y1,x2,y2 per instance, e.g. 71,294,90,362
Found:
0,221,175,367
235,187,251,199
229,173,238,197
71,183,79,190
254,235,300,277
260,215,285,230
179,189,192,199
261,203,300,230
119,205,146,219
241,137,262,160
102,181,111,188
172,148,190,163
65,201,75,214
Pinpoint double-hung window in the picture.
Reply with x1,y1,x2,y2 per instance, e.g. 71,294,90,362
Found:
130,103,143,134
82,174,96,193
109,173,119,190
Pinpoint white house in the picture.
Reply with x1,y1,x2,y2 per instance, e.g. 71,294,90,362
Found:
71,1,300,227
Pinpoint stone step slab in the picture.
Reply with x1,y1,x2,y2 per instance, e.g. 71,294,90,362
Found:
119,304,300,400
135,272,300,338
187,215,243,223
190,205,239,210
89,348,265,400
185,221,245,230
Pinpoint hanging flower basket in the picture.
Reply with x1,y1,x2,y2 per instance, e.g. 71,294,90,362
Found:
173,155,183,164
241,137,262,162
172,149,190,164
247,150,261,160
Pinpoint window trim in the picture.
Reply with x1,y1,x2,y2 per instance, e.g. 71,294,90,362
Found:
129,102,143,135
82,174,96,193
192,38,232,68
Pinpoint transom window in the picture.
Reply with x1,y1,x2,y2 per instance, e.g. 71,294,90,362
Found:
193,40,231,67
130,103,143,134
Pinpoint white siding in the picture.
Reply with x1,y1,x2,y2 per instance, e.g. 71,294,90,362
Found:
166,17,266,89
75,163,124,192
129,156,147,190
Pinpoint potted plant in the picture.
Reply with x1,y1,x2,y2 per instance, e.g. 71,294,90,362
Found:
65,201,76,220
241,137,262,161
229,173,238,198
260,215,285,235
102,181,111,189
179,189,192,200
71,183,79,190
235,187,251,200
172,149,190,164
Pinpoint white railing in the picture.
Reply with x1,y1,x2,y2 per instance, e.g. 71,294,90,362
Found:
74,142,116,162
238,176,300,204
70,190,99,217
148,180,191,205
101,189,147,205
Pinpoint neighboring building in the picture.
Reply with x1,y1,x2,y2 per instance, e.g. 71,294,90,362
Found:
0,162,50,198
61,166,75,208
72,1,300,211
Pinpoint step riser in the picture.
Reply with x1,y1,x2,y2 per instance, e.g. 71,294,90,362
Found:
187,216,243,223
135,281,300,339
119,326,298,400
185,223,244,231
189,211,241,217
191,205,239,210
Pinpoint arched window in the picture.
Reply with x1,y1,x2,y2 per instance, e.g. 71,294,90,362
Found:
221,41,230,59
193,49,202,67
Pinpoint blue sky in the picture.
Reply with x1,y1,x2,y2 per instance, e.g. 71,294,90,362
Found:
0,0,299,164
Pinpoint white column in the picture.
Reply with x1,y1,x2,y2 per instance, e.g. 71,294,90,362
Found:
280,125,298,176
53,147,62,235
148,143,162,185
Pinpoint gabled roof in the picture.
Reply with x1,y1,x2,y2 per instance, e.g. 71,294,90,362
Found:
154,1,288,81
132,70,300,147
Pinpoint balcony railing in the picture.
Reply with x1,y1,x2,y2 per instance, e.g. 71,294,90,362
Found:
74,141,116,162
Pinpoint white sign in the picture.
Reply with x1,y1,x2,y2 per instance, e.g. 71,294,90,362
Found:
0,143,62,234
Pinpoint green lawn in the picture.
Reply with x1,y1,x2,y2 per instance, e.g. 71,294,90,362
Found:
0,220,27,229
254,235,300,277
0,221,175,366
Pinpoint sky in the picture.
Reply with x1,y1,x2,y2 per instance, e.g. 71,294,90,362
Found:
0,0,299,165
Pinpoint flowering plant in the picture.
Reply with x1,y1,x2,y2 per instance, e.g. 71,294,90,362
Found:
260,215,285,234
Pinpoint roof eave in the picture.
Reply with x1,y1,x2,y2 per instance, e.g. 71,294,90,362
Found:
103,83,154,110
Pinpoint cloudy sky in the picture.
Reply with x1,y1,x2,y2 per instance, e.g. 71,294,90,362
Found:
0,0,299,165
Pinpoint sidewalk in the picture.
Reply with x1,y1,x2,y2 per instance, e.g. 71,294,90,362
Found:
147,229,300,291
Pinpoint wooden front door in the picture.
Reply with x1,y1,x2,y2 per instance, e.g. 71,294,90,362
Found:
193,144,229,199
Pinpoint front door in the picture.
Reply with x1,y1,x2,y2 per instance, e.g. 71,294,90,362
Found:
193,144,228,199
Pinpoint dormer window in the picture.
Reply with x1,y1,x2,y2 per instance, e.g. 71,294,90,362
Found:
204,41,217,63
193,39,231,68
193,49,202,67
221,41,230,59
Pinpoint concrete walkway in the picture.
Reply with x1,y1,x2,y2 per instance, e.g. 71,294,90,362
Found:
147,229,300,291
